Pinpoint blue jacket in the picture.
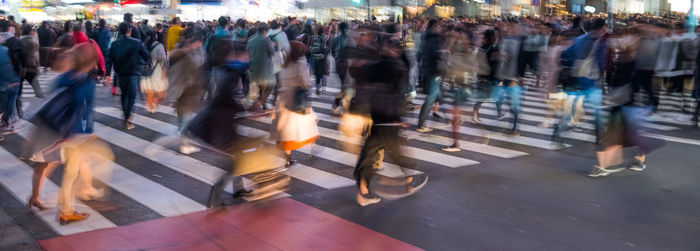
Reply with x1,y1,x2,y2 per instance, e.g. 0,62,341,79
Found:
95,27,111,58
106,36,150,76
560,33,607,89
54,71,96,134
0,46,19,90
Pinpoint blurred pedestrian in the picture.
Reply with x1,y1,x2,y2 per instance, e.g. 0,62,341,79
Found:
141,31,168,113
106,22,150,130
310,25,329,95
274,41,319,166
166,17,183,52
416,19,443,133
247,22,277,113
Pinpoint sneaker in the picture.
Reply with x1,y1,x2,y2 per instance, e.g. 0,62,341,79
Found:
416,127,433,133
588,165,624,177
570,126,584,133
496,113,507,120
332,106,343,116
124,122,135,130
406,175,428,193
442,144,461,152
505,129,520,137
628,158,647,171
432,112,445,120
356,192,381,207
233,189,253,198
180,145,201,155
588,166,611,177
472,114,481,123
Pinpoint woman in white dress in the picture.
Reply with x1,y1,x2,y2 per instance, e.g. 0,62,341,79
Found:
274,41,319,166
141,31,168,113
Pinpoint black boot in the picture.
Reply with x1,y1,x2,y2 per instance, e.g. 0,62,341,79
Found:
285,154,296,167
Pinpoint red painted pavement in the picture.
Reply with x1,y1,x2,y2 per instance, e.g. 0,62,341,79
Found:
39,198,422,251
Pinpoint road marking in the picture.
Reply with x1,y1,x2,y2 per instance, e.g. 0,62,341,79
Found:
0,146,116,235
16,121,206,217
97,106,354,190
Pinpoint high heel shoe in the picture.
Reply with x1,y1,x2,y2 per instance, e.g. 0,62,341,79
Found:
58,211,90,225
26,197,47,211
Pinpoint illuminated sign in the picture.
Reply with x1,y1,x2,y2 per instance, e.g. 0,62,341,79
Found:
584,5,595,13
352,0,361,3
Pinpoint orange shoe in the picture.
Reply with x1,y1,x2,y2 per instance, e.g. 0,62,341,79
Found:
58,211,90,225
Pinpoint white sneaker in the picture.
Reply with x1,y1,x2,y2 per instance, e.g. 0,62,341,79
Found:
416,127,433,133
357,193,381,207
180,145,201,155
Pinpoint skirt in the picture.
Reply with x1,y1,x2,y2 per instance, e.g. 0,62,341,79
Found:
275,106,319,151
140,64,168,93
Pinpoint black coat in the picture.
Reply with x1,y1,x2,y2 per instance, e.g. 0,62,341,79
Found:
106,36,149,76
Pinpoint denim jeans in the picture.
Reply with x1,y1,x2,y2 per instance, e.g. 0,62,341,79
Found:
2,86,18,124
417,75,440,128
505,83,522,131
118,75,140,122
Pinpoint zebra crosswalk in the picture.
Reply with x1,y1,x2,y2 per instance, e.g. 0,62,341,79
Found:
0,72,696,237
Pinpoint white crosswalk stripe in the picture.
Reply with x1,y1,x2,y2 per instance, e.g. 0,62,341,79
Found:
1,70,696,237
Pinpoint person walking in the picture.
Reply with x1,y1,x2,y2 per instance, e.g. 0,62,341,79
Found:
0,19,25,130
416,19,443,133
106,22,150,130
274,41,319,166
166,17,183,52
330,22,350,115
351,35,427,206
20,25,44,98
168,26,207,155
141,31,168,113
246,23,277,113
309,26,329,96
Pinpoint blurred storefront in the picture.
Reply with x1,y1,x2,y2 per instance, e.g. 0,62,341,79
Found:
303,0,425,23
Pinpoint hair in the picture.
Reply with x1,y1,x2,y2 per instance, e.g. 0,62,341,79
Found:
118,22,131,36
218,16,228,27
589,18,606,31
63,21,72,32
99,19,106,30
256,23,268,33
7,15,14,21
315,25,325,35
0,20,10,32
427,19,438,31
338,22,348,32
70,43,97,71
22,24,32,36
172,17,181,25
72,23,84,32
85,21,93,32
145,30,163,51
484,29,498,46
236,18,246,28
124,13,134,23
270,20,280,30
143,19,149,25
284,41,306,67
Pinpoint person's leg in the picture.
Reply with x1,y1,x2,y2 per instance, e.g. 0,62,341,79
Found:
58,145,82,216
125,76,140,121
2,87,18,126
642,70,658,110
585,87,603,142
119,76,129,119
145,90,154,112
417,76,439,129
508,83,522,134
354,127,383,193
693,99,700,126
490,81,505,117
15,75,24,118
315,73,323,94
28,162,58,210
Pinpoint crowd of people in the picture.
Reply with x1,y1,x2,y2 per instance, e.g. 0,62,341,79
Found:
2,12,699,224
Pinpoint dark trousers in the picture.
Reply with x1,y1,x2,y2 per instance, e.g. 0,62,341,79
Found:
314,74,325,92
518,51,539,76
118,75,140,121
333,69,347,108
2,86,18,124
634,70,658,109
354,125,414,189
16,72,43,117
251,84,275,112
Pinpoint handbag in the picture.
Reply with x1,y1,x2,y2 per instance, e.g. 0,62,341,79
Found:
571,39,601,80
284,86,310,114
33,83,82,138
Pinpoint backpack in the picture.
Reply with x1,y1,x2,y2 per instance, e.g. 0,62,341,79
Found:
269,32,280,51
140,43,159,77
